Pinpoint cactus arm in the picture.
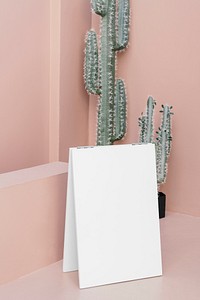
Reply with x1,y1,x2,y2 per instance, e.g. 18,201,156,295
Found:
138,114,147,143
162,106,170,157
166,107,173,156
91,0,107,16
138,96,156,143
160,105,173,157
111,79,127,142
146,96,156,143
84,30,100,95
156,105,173,184
156,129,167,184
167,113,172,156
115,0,130,50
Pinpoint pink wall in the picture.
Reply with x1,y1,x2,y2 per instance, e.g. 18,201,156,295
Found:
0,0,91,172
0,0,199,285
1,1,200,216
89,1,200,216
0,162,67,284
0,1,91,284
0,0,50,173
59,0,91,161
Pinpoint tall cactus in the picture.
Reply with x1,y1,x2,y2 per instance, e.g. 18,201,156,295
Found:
84,0,130,145
138,96,173,185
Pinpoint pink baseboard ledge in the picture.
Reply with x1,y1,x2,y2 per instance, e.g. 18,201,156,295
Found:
0,162,68,284
0,162,68,188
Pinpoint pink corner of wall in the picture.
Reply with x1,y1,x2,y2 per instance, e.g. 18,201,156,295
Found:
58,0,91,161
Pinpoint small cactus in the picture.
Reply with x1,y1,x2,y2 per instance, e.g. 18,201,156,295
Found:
138,96,156,144
138,96,173,186
84,0,130,145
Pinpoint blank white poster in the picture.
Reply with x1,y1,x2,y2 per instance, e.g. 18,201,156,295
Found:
63,144,162,289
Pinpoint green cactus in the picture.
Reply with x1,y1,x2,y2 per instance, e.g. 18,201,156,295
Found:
138,96,156,144
138,97,173,185
156,105,173,184
84,0,130,145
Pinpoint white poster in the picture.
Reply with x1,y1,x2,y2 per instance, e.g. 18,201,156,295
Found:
63,144,162,289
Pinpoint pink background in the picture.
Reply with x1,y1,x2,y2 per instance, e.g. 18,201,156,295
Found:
0,0,90,173
0,0,200,284
0,0,50,172
0,0,199,219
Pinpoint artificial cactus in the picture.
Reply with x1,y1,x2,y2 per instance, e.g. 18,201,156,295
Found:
84,0,130,145
138,96,173,186
156,105,173,184
138,96,156,144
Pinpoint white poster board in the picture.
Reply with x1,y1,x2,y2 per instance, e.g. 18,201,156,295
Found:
63,144,162,289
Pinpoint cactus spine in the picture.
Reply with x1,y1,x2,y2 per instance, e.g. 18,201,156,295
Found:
84,0,130,145
138,97,173,185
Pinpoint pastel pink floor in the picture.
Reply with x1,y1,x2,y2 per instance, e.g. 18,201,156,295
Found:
0,212,200,300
